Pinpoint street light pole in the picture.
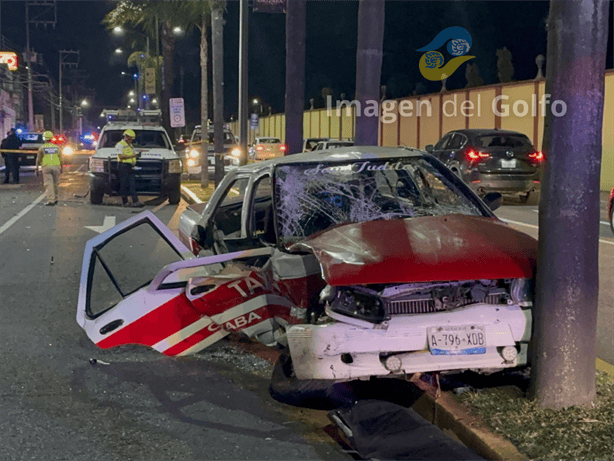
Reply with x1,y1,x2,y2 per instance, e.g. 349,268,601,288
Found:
238,0,249,165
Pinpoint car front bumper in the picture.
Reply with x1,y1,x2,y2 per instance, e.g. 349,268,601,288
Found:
287,303,531,380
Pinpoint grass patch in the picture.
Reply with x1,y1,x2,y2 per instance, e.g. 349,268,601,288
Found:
182,180,216,203
457,371,614,460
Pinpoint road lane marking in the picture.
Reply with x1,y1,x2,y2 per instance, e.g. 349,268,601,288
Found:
531,209,611,226
502,218,614,246
0,193,46,236
84,216,117,233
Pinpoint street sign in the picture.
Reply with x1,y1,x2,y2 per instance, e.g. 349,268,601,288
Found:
0,51,18,71
145,68,156,94
169,98,185,128
253,0,286,13
250,113,259,130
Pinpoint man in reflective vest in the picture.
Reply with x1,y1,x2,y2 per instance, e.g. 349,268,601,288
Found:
115,129,144,207
35,131,63,206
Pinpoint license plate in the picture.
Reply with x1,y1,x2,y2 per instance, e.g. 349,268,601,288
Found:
501,159,516,168
428,325,486,355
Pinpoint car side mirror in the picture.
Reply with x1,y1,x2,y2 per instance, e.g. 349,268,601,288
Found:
425,144,434,153
482,192,503,211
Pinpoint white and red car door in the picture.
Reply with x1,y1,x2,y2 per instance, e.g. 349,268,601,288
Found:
76,210,274,356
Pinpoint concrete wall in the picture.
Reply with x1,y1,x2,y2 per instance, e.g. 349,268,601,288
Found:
231,70,614,190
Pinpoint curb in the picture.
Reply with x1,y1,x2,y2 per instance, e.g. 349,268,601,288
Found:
410,377,527,461
180,184,202,205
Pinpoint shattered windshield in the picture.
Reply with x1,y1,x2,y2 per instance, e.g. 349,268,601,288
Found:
274,157,483,243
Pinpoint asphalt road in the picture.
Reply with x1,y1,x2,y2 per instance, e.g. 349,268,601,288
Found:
1,155,612,460
0,155,352,461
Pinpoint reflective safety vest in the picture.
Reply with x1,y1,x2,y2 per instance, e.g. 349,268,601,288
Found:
116,140,136,165
39,143,61,167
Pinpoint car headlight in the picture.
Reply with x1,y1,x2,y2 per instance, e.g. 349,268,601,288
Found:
168,159,182,174
187,159,196,167
62,146,74,156
231,147,241,157
189,149,199,158
510,278,533,306
90,158,105,173
328,287,387,324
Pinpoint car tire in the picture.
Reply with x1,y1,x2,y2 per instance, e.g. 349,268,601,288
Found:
519,191,538,206
168,186,181,205
268,349,335,408
90,184,104,205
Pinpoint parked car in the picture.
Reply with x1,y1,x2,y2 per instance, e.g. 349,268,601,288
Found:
608,186,614,234
426,129,544,204
77,146,536,400
183,125,240,176
303,137,329,152
313,139,354,151
16,131,44,167
249,137,287,160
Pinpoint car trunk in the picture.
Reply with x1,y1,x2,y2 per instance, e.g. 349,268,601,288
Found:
476,146,538,174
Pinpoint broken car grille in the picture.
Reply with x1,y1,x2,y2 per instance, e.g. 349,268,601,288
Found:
385,293,504,315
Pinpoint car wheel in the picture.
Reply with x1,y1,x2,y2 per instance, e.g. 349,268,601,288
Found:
269,349,335,408
450,167,462,178
168,186,181,205
90,184,104,205
519,191,538,206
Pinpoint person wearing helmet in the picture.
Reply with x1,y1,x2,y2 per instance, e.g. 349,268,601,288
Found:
35,131,63,206
115,129,144,207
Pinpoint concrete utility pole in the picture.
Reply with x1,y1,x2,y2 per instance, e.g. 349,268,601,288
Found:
212,3,226,186
58,50,79,134
284,0,306,155
24,1,57,130
238,0,249,165
354,0,385,146
529,0,610,410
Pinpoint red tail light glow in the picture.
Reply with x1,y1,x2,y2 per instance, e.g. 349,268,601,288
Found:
465,148,490,162
280,144,287,151
528,151,544,163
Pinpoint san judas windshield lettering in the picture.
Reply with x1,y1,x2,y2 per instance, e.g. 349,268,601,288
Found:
304,161,405,175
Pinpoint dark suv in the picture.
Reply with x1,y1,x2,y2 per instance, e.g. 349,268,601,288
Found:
426,129,543,204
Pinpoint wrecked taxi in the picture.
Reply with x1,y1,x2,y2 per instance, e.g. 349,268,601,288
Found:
77,147,536,390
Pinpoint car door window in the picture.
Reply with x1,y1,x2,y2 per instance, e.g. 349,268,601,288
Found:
212,178,250,238
434,134,452,151
250,175,275,245
88,221,185,317
446,133,465,150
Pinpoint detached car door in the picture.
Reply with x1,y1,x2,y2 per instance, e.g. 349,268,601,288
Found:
76,211,273,356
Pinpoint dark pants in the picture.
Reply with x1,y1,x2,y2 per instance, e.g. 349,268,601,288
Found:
3,153,20,183
118,162,138,203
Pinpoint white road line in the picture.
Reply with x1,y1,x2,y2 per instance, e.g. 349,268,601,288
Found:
0,193,46,236
531,208,610,226
502,218,614,246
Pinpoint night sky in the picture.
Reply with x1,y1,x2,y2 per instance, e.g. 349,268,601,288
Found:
1,1,612,129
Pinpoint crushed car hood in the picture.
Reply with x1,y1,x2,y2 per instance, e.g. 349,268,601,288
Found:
289,215,537,285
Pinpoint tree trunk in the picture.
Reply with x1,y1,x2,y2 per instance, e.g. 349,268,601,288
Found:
212,4,225,186
284,0,306,155
199,14,209,188
160,18,176,142
529,0,610,409
354,0,385,146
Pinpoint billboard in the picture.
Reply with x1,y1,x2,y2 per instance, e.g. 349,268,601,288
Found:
0,52,19,71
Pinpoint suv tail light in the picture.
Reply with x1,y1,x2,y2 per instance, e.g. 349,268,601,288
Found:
465,148,490,162
280,144,287,152
528,151,544,164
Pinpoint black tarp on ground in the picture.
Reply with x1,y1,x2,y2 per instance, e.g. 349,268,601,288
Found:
329,399,484,460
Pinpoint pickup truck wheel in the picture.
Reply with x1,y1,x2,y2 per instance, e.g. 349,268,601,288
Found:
269,350,335,408
90,184,104,205
168,186,181,205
